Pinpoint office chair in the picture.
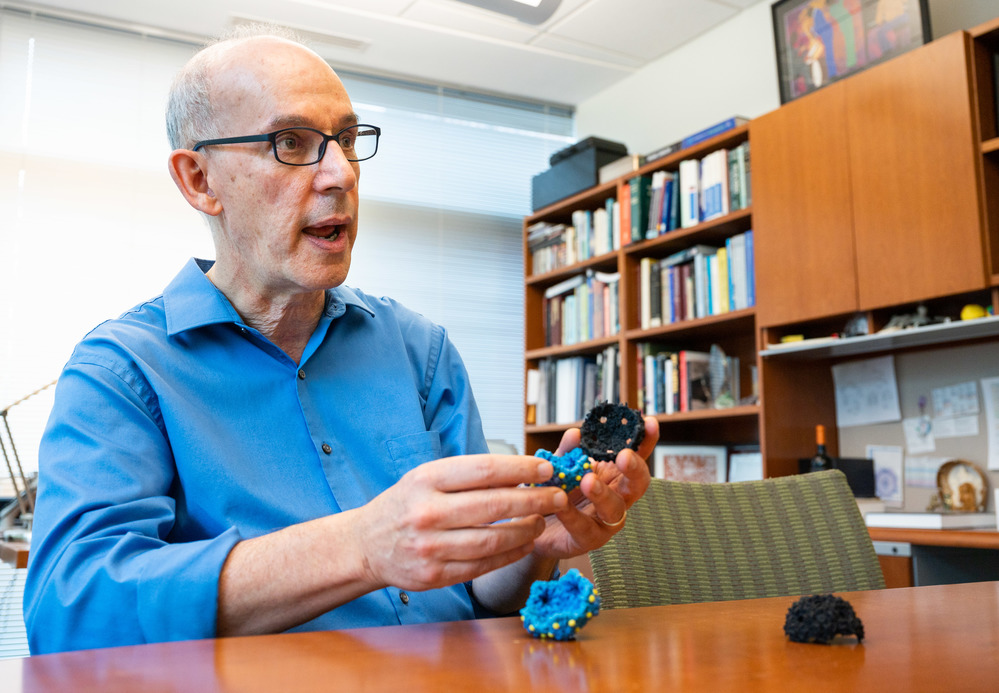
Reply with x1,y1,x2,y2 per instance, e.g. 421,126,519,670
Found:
589,470,885,608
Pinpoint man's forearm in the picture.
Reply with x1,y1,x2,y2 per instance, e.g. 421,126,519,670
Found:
216,510,378,636
470,552,560,616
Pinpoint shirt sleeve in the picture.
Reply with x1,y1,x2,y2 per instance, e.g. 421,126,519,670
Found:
421,325,489,458
24,355,241,654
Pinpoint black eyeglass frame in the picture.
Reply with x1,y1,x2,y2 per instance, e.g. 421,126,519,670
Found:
192,124,381,165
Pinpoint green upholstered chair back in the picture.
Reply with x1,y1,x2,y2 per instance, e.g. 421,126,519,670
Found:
589,469,885,609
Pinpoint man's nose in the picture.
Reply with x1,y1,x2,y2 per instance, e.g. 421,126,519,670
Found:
314,142,358,191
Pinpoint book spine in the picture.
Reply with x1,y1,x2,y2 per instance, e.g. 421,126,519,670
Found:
680,117,744,149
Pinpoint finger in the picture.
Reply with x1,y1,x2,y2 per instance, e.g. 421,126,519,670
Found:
431,516,547,562
414,454,554,492
554,427,581,456
633,416,660,462
607,449,651,506
405,543,538,591
578,473,628,527
423,486,568,529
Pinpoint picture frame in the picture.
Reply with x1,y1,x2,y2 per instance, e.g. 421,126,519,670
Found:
771,0,932,104
653,445,728,483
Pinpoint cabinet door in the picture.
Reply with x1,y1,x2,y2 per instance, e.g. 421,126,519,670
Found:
846,31,987,309
750,81,859,328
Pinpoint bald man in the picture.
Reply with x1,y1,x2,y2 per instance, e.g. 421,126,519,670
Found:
24,28,655,654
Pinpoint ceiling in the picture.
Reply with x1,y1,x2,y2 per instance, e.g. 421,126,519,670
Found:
6,0,762,106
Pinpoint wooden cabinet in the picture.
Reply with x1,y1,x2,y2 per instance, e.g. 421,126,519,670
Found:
752,31,988,329
751,81,857,328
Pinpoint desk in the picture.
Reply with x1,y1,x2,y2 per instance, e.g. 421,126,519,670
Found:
2,581,997,692
869,528,999,588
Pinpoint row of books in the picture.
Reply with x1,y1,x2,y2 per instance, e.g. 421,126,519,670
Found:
527,138,750,277
639,231,755,329
624,140,751,245
527,197,620,275
636,345,741,416
528,345,620,425
542,270,620,347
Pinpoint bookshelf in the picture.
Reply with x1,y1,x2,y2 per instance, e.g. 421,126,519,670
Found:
523,124,757,457
523,23,999,480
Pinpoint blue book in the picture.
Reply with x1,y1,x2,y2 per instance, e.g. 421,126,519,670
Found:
746,230,755,307
681,116,749,149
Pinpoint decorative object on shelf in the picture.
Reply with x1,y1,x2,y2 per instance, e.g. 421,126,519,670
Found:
580,402,645,462
842,312,869,338
532,447,591,493
708,344,736,409
960,304,988,320
877,304,948,333
771,0,931,104
520,568,600,641
783,594,864,644
652,445,728,483
926,460,990,513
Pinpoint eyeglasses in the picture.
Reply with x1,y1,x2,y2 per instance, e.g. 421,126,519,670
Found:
192,124,381,165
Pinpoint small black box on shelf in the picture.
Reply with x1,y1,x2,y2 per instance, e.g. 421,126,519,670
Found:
531,137,628,211
798,457,876,498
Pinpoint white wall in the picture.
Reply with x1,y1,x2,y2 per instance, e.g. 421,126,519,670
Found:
575,0,779,157
576,0,999,156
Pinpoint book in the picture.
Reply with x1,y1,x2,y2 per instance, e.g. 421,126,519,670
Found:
629,175,651,244
678,158,701,229
679,350,711,411
599,154,644,184
681,116,749,149
865,512,997,530
645,140,682,163
699,148,729,222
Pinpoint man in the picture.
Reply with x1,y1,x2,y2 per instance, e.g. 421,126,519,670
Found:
24,28,655,654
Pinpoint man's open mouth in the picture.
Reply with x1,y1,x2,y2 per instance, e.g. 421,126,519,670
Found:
305,224,341,240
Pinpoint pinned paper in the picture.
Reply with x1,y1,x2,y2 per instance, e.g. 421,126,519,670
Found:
903,416,936,454
866,444,903,507
932,381,979,418
832,356,901,428
983,377,999,471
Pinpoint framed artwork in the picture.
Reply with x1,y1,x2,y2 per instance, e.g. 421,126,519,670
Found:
653,445,728,483
772,0,932,104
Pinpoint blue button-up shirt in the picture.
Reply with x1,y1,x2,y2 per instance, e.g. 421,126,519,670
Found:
25,258,489,653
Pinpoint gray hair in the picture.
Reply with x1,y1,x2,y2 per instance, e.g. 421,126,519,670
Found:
165,23,307,151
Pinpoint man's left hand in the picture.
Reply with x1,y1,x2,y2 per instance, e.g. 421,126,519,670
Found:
532,416,657,559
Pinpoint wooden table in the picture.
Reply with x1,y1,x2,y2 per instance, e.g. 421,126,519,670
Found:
3,581,997,692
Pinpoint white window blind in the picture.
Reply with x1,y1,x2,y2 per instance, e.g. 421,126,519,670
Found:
0,9,574,499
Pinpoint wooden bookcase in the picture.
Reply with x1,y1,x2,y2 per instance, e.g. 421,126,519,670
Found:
522,25,999,478
523,125,758,457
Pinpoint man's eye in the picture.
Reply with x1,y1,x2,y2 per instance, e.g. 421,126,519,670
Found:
338,131,356,149
276,132,303,150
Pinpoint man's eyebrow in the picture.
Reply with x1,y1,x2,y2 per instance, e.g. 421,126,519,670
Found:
266,113,361,131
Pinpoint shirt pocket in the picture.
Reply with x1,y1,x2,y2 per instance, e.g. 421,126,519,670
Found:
386,430,442,476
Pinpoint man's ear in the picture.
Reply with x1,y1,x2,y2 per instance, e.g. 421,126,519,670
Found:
168,149,223,216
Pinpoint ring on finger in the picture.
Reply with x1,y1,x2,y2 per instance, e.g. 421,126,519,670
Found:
595,509,627,528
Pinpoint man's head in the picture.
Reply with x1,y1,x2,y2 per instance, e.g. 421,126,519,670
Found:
166,27,364,302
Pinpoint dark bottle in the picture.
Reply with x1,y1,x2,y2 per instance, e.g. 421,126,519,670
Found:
810,425,832,472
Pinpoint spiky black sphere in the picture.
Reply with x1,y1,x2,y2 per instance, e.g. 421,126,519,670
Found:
580,402,644,462
784,594,865,644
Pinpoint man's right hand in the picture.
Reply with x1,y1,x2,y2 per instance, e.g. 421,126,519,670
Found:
353,454,567,591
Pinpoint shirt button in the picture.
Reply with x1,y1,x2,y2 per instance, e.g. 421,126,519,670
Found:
298,369,306,380
399,591,409,605
321,443,332,455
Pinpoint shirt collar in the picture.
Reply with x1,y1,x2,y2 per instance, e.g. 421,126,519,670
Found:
163,258,374,337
